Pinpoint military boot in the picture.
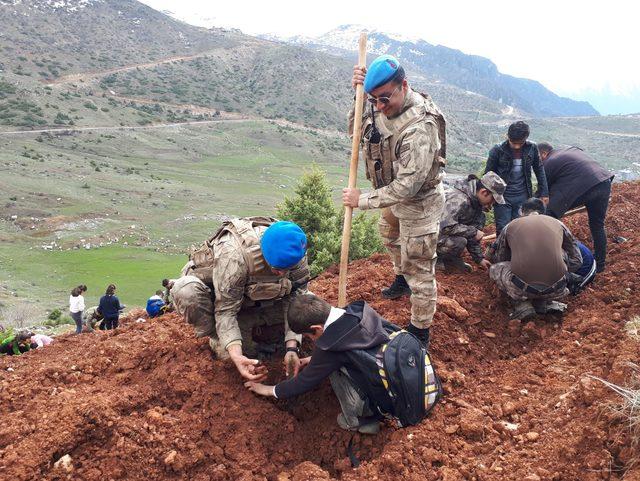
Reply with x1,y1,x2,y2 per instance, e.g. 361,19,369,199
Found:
441,255,473,273
407,324,430,350
381,275,412,299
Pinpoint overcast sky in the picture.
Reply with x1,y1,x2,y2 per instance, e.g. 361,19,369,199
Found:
140,0,640,114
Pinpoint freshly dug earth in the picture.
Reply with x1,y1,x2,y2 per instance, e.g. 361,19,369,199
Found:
2,182,640,481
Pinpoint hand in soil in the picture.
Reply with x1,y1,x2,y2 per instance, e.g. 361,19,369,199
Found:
232,355,268,381
244,381,275,397
284,351,301,378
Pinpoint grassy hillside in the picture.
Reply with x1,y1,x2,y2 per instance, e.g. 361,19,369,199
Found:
0,120,356,317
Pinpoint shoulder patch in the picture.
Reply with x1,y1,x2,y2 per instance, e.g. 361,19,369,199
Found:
397,141,412,166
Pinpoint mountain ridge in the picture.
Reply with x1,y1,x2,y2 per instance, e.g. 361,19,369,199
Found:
272,24,599,118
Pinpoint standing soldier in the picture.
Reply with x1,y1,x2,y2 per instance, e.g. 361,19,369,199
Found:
342,55,446,348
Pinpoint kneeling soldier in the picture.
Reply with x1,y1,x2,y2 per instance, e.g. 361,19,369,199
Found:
437,172,506,272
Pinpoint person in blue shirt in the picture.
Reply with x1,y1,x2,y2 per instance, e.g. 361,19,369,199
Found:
146,290,166,318
98,284,124,330
566,241,597,295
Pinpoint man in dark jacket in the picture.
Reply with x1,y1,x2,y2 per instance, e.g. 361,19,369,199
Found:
485,121,549,234
437,172,507,272
245,294,439,434
537,143,614,272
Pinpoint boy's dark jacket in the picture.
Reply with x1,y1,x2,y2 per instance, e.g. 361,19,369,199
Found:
274,301,396,415
485,140,549,198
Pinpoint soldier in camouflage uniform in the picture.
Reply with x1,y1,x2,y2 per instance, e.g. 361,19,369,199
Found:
343,55,446,348
185,217,310,381
437,172,506,272
486,198,582,320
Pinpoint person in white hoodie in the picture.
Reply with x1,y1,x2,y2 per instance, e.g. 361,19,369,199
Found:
69,285,87,334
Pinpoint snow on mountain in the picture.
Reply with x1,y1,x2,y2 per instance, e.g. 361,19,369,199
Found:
1,0,102,13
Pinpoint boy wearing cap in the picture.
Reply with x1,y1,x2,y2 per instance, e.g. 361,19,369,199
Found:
437,172,507,273
208,218,310,382
342,54,446,349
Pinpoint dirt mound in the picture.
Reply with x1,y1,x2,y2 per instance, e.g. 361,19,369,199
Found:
2,182,640,481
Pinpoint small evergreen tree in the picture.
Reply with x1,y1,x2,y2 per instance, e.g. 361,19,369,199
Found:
277,165,383,276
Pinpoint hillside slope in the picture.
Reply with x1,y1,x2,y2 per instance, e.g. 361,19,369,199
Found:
1,181,639,480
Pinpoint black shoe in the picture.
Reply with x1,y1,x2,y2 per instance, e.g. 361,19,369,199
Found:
407,324,430,350
381,275,412,299
443,256,472,273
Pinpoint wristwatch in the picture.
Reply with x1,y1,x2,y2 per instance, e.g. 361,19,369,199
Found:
285,346,300,355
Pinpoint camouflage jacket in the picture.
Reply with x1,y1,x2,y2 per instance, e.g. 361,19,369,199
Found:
350,88,445,227
212,223,309,350
439,178,486,262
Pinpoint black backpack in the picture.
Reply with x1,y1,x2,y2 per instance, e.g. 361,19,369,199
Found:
376,330,442,427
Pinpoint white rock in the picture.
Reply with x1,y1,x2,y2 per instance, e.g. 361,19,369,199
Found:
54,454,73,472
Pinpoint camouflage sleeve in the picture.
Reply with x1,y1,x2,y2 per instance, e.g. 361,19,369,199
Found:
212,242,248,349
561,223,583,273
466,239,485,264
486,228,511,263
358,122,439,210
439,195,479,239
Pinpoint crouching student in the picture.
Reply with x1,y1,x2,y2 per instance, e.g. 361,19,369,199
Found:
245,294,442,434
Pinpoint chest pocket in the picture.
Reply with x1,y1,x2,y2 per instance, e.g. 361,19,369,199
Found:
363,111,394,189
245,278,292,301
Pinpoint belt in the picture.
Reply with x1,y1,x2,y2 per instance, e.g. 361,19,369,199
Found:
511,274,566,296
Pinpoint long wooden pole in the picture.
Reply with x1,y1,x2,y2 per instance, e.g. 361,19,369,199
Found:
481,205,587,242
338,32,367,307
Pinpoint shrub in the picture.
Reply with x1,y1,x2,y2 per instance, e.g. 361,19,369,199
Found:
48,308,62,321
277,165,383,276
0,303,40,329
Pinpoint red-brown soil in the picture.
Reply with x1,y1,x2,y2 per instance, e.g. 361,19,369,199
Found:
1,182,640,481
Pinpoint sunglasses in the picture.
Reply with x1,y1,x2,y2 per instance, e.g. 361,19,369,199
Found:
367,85,401,105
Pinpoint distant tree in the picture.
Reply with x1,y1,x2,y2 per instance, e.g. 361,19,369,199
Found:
277,164,383,276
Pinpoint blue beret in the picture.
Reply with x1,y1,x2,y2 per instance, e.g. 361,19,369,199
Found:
260,221,307,269
364,55,402,93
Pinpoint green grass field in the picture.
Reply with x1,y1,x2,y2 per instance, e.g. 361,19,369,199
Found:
0,120,366,319
0,244,186,317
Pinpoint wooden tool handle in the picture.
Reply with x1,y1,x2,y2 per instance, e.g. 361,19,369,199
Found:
338,32,367,307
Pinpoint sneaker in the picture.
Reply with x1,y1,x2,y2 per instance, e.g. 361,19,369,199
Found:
545,301,567,315
337,413,380,435
381,275,412,299
509,300,536,321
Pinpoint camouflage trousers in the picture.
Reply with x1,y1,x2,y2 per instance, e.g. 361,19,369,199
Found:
379,210,439,329
236,300,290,356
436,235,467,259
172,279,216,338
489,262,569,302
